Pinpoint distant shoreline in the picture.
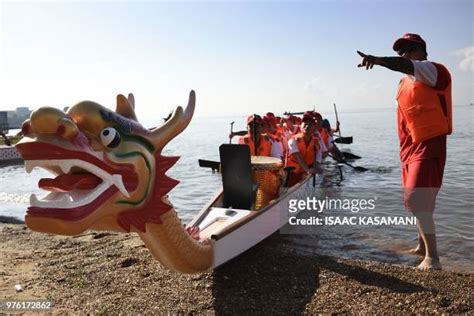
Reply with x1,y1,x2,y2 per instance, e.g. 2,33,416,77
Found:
0,215,24,224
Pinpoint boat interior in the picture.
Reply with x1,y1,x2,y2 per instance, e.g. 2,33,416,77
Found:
189,144,302,241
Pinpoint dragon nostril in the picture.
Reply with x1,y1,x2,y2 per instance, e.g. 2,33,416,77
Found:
56,124,66,136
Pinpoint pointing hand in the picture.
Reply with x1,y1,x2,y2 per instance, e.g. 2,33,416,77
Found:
357,51,378,70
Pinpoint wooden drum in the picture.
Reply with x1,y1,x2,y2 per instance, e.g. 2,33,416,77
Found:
251,156,283,210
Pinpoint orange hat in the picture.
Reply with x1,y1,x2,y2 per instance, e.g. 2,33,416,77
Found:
266,112,276,119
264,113,277,125
393,33,426,52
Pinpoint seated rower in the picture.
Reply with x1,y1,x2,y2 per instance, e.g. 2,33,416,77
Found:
274,116,289,156
285,112,324,186
306,111,329,159
321,119,344,161
263,115,288,160
284,114,300,137
238,114,272,156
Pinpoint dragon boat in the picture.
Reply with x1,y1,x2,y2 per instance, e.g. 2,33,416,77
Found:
16,91,319,274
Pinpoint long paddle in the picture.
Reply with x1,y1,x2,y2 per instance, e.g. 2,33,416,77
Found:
333,103,341,139
341,151,361,160
333,104,353,144
229,121,234,144
252,114,257,155
334,136,353,144
283,111,305,116
313,141,317,187
327,153,368,172
228,122,248,143
198,159,220,173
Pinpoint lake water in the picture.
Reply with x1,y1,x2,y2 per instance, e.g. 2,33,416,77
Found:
1,106,472,272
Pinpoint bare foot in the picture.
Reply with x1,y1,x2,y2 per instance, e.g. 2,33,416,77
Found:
417,257,442,270
407,245,425,256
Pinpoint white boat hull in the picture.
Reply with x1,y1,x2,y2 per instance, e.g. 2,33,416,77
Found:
190,175,320,268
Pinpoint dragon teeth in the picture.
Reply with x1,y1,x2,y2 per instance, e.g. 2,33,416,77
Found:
30,193,73,208
112,174,130,198
25,161,34,173
58,194,72,207
26,158,132,208
59,161,72,174
30,193,39,206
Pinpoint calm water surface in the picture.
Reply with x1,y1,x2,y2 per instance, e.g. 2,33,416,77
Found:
1,106,472,272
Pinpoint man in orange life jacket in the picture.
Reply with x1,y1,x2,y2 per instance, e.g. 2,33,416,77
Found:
262,115,285,160
285,112,324,187
310,111,329,157
358,33,452,270
238,114,272,156
266,113,289,158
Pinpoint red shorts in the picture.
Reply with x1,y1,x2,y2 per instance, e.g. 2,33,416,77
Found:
402,158,445,188
402,158,445,213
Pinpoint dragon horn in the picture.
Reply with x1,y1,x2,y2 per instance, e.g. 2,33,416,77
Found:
149,90,195,149
116,94,138,121
128,93,135,108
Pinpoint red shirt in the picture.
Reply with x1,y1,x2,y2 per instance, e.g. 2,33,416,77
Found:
397,61,450,165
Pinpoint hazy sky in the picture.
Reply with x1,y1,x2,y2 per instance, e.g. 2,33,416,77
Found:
1,0,472,120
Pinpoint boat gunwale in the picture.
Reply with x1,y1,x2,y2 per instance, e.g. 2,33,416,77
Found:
187,189,223,227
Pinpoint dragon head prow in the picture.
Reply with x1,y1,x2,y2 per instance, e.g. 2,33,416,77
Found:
16,91,196,236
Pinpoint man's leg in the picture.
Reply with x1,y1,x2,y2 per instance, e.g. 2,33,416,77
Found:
407,233,425,256
402,164,426,256
412,203,441,270
403,160,443,270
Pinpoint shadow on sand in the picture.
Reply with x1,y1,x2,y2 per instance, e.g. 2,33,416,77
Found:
212,233,427,314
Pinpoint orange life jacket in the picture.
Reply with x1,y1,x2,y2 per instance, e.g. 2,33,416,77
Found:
242,135,272,156
320,128,329,147
397,67,452,144
286,133,320,174
269,131,288,158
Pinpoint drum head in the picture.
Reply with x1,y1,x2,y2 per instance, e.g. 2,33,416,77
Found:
251,156,283,170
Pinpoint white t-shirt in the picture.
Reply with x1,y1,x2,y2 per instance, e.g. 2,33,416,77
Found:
270,139,283,159
410,60,437,87
288,138,299,155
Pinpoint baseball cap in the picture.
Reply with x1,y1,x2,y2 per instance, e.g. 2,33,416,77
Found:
393,33,426,52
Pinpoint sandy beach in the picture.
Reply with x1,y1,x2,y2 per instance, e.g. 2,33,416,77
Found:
0,219,472,315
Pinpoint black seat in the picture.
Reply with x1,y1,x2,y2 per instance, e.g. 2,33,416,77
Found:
219,144,253,210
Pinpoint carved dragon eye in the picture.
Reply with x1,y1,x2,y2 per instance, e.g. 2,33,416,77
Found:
100,127,121,148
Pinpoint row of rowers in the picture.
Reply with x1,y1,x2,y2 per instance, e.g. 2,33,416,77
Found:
229,111,342,186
